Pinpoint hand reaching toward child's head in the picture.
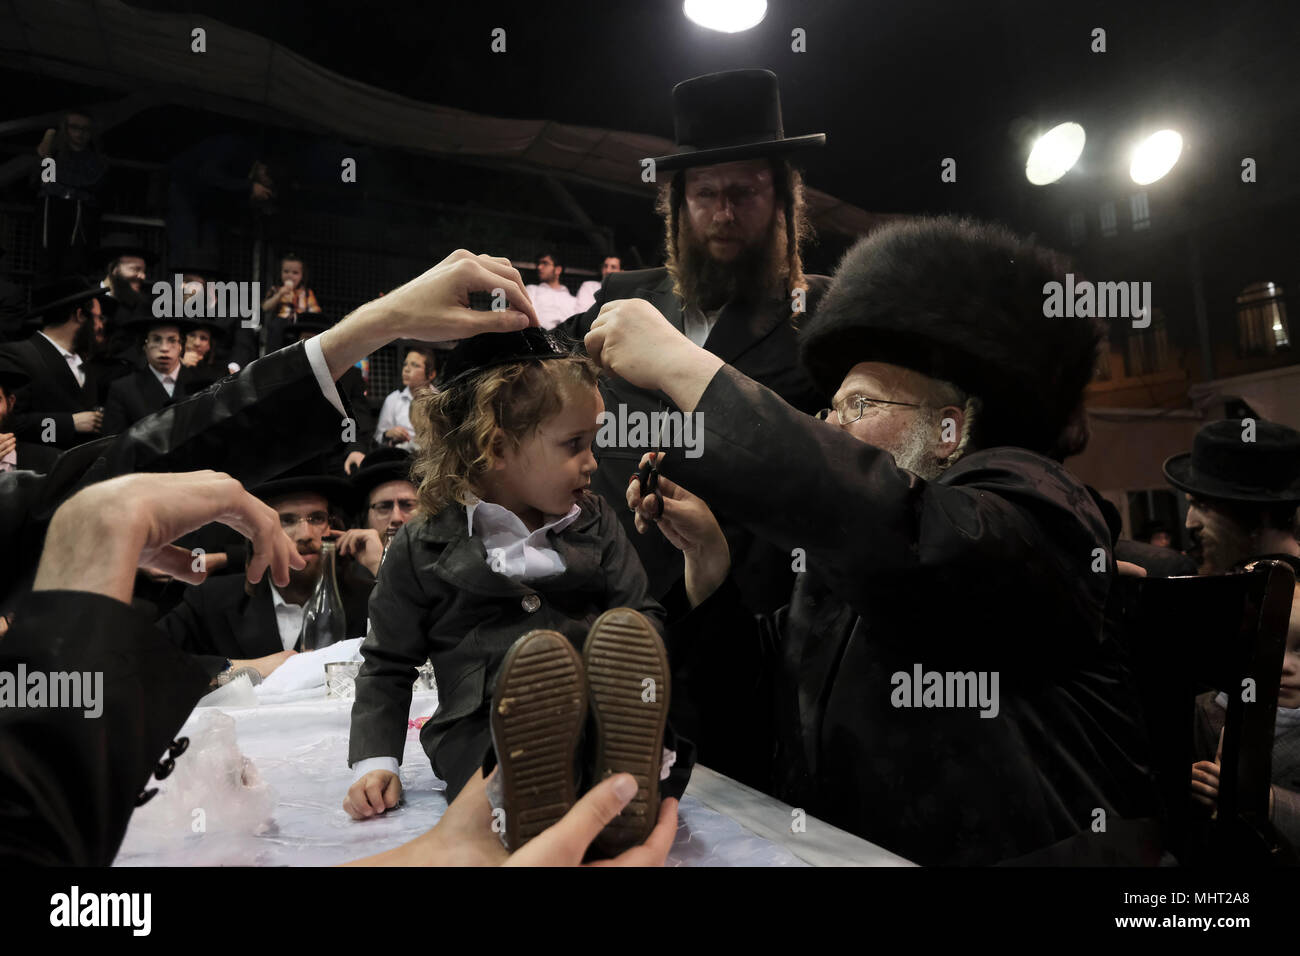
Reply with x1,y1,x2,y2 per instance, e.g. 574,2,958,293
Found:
380,250,540,341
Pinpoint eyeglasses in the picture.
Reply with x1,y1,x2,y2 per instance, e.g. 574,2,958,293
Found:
280,512,331,530
815,395,926,426
369,499,418,517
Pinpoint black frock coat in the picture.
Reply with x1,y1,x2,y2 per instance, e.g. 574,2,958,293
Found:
665,365,1162,865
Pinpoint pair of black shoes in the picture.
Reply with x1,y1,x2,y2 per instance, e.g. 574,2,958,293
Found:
489,608,671,856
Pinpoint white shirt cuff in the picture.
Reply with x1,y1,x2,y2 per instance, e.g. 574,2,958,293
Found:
351,756,401,781
304,336,347,417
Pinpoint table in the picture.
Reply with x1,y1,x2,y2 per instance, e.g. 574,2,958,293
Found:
115,691,911,867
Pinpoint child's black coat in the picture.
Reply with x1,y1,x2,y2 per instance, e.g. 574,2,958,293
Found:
349,491,668,799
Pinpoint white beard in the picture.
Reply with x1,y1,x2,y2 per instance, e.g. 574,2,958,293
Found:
889,410,945,480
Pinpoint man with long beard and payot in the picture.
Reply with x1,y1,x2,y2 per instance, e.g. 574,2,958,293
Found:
557,69,830,612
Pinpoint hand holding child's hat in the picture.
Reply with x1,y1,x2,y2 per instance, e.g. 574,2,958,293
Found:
380,249,538,340
585,297,693,391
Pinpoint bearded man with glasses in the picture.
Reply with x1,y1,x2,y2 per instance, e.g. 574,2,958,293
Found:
159,471,373,683
586,215,1163,866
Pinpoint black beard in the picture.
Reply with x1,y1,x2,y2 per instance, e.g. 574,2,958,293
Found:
109,275,143,309
674,213,784,312
71,317,99,358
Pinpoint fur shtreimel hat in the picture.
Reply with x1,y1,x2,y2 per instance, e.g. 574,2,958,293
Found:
799,216,1104,458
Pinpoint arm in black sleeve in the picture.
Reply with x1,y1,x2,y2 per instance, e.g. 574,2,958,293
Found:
0,343,350,604
660,364,1112,662
350,523,438,766
0,591,212,865
13,409,74,446
156,585,228,678
667,573,775,786
101,378,130,437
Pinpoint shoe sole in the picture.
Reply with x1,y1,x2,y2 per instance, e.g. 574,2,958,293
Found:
490,629,587,851
583,608,670,857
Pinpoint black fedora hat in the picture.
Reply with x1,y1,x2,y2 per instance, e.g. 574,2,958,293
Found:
647,69,826,173
1163,419,1300,505
249,468,354,514
20,276,111,326
351,447,415,503
97,232,157,269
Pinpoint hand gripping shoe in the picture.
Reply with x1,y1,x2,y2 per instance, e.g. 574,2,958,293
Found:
490,629,587,851
583,608,671,857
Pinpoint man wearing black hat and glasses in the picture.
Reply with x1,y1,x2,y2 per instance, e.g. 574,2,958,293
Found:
102,313,206,436
1163,419,1300,576
0,277,109,449
557,69,830,614
158,468,372,682
587,216,1162,866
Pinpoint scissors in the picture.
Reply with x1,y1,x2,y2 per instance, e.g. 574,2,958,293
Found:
634,452,665,521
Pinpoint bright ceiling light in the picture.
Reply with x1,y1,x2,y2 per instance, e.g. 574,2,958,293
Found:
684,0,768,33
1025,122,1086,185
1129,129,1183,185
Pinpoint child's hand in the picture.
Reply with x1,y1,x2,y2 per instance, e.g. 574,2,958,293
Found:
345,770,403,820
1190,759,1220,810
342,769,678,866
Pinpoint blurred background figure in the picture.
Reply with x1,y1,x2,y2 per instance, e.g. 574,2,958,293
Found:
525,248,576,330
1136,521,1175,549
575,254,621,313
375,343,436,453
33,110,108,283
263,251,322,351
167,132,277,267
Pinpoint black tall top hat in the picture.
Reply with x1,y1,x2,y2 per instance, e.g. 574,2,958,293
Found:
646,69,826,173
1163,419,1300,505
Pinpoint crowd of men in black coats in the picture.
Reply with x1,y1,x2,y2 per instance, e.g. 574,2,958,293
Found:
1,69,1299,869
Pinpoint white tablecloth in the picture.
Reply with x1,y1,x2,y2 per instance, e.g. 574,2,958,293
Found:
115,690,909,867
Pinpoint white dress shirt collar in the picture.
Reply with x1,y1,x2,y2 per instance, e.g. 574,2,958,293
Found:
465,495,580,540
464,495,582,582
269,582,306,651
150,362,180,396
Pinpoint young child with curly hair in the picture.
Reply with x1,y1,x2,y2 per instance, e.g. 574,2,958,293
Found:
345,328,688,853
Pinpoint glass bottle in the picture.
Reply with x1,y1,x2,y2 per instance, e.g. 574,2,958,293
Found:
297,540,346,651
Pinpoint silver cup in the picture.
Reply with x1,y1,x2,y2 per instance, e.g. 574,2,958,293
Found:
325,661,361,700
